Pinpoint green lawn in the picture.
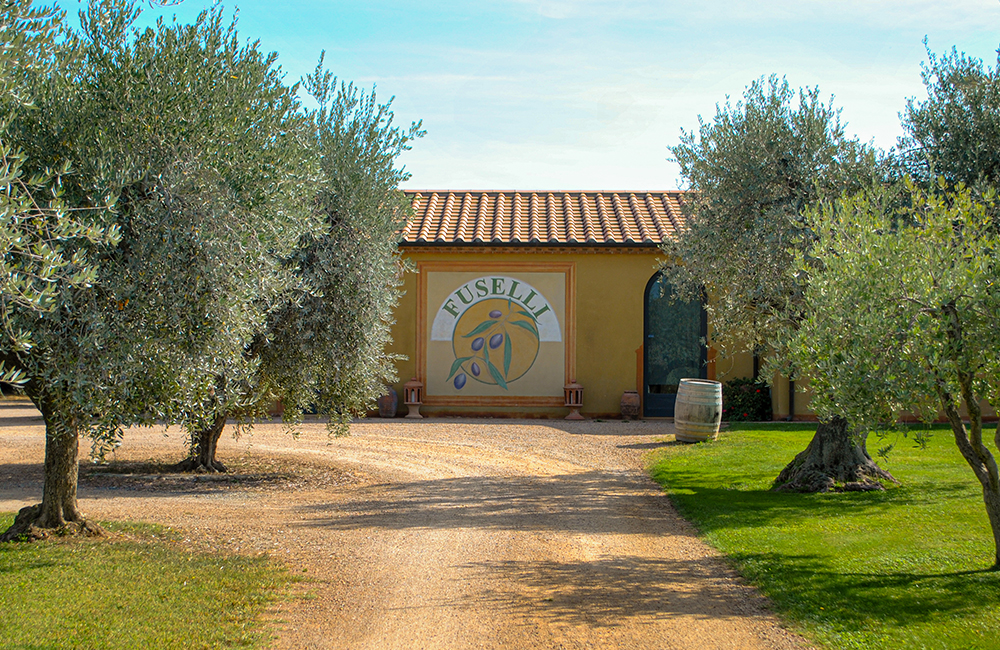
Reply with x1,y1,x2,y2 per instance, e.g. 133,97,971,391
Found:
0,515,291,649
647,423,1000,650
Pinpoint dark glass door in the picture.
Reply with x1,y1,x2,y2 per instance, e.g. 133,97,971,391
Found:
643,272,707,417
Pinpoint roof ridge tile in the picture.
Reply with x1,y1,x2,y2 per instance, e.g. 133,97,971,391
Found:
660,193,682,234
543,193,555,242
512,192,525,243
629,192,651,242
595,193,613,243
473,193,489,242
611,193,632,243
403,192,423,240
644,192,669,241
491,193,506,242
417,192,439,241
436,192,457,241
579,194,596,242
561,193,577,242
528,192,541,242
455,192,473,241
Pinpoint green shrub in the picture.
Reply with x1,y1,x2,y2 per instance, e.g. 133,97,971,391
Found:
722,377,772,421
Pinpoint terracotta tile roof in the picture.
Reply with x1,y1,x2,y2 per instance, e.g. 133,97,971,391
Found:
401,190,687,246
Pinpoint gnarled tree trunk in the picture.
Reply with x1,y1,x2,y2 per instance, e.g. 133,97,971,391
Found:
951,413,1000,568
1,397,103,541
172,413,228,473
773,416,897,492
982,483,1000,570
941,366,1000,569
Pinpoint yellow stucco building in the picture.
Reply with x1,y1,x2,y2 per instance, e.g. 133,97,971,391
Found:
384,190,797,420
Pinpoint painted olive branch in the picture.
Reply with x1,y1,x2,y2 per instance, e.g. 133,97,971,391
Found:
448,302,541,390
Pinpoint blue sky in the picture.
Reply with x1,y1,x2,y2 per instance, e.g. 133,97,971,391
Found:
78,0,1000,190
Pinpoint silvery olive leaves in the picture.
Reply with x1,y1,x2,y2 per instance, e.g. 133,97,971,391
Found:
447,299,539,390
662,75,881,369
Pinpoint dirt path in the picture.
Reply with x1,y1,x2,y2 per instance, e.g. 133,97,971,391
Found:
0,403,810,650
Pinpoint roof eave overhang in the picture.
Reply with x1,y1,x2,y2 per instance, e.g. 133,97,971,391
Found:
398,240,667,249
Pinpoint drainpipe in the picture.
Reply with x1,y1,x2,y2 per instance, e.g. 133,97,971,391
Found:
786,379,795,422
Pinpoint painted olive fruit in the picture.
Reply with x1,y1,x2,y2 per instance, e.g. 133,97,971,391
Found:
489,333,504,349
471,337,485,351
470,362,481,376
489,310,502,318
454,373,467,389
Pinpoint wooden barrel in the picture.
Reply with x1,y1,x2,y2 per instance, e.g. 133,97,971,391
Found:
674,379,722,443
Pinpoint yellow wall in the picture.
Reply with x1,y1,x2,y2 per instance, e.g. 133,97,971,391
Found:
387,246,753,418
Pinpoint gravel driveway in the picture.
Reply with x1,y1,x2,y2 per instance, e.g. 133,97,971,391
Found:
0,403,810,650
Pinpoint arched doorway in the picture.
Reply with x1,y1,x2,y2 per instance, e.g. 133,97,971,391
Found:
643,272,707,417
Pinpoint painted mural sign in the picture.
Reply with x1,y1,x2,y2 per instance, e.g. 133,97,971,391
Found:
427,272,564,398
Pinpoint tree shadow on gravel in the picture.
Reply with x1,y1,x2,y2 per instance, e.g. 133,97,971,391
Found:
299,470,693,536
459,555,761,626
298,468,976,538
617,440,682,450
0,411,45,427
0,462,43,489
460,552,1000,629
77,458,362,494
0,458,362,497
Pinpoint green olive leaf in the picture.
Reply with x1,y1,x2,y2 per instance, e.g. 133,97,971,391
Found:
503,332,512,376
447,356,472,380
462,320,498,338
509,319,538,338
486,357,508,390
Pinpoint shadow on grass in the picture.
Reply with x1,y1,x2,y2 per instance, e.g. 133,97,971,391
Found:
730,551,1000,631
0,557,67,574
660,480,978,534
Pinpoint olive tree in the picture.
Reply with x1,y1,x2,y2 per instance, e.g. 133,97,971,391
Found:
789,180,1000,566
174,57,423,472
260,59,422,429
899,41,1000,189
0,0,119,378
663,75,896,491
1,0,315,540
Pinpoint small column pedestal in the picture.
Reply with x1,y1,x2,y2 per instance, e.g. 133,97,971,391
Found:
564,382,584,420
403,378,424,419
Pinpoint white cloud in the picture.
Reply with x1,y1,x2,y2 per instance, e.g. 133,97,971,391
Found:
506,0,1000,30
